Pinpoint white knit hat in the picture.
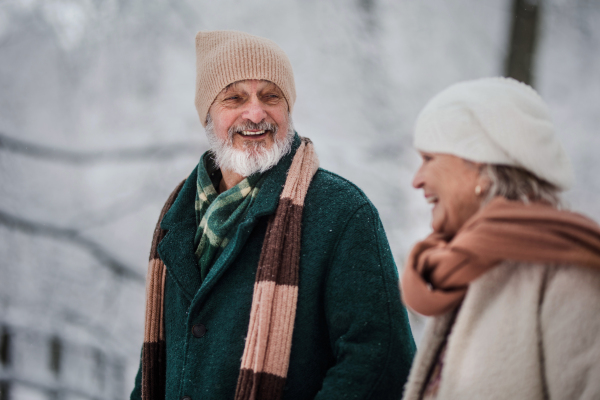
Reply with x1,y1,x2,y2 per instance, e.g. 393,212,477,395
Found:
413,77,574,190
195,30,296,127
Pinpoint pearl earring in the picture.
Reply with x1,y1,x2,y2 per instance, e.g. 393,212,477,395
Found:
475,185,482,196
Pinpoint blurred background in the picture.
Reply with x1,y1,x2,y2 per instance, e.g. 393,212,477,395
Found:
0,0,598,398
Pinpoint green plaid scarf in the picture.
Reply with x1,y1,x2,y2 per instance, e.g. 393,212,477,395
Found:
194,152,265,281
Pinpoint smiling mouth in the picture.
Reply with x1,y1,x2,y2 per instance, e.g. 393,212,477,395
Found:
426,196,439,205
239,130,270,138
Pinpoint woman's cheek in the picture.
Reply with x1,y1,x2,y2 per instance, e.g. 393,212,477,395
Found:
431,203,445,233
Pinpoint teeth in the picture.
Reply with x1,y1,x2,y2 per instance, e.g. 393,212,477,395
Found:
426,196,438,204
241,130,266,136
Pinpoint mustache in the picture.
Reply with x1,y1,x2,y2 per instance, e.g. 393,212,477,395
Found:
228,120,278,137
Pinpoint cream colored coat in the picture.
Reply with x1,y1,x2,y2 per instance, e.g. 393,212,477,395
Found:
402,261,600,400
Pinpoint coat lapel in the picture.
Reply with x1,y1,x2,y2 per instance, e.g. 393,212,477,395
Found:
158,135,301,305
158,173,202,302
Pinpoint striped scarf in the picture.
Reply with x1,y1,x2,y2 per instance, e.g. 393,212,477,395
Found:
141,138,319,400
194,153,265,282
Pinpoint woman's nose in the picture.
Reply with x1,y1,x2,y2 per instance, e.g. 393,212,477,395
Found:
412,168,425,189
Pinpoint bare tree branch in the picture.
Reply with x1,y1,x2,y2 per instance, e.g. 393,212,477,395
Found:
0,209,144,283
0,131,202,165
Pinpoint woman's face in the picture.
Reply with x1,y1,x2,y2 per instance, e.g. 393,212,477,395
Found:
412,151,485,237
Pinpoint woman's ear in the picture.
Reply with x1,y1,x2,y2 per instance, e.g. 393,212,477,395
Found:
473,164,491,196
477,170,492,195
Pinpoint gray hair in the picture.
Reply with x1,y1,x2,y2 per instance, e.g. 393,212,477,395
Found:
481,164,564,208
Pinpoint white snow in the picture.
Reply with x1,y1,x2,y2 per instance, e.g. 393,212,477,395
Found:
0,0,598,397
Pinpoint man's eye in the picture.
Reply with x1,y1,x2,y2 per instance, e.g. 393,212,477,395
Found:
225,96,240,101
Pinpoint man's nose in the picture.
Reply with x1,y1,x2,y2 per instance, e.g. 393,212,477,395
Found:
242,97,268,124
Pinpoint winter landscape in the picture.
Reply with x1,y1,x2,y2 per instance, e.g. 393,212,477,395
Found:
0,0,599,398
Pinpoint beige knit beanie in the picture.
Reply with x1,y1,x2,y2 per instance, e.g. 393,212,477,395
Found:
413,77,574,190
194,30,296,127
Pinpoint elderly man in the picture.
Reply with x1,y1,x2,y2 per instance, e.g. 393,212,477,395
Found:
130,30,415,400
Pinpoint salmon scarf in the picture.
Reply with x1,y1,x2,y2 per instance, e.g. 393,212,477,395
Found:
141,138,319,400
401,197,600,316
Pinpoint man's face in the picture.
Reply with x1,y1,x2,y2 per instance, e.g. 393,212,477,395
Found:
206,79,294,177
210,80,289,152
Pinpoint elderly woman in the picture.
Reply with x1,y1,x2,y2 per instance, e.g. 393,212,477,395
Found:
401,77,600,400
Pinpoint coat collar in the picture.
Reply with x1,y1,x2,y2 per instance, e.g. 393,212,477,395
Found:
158,134,301,302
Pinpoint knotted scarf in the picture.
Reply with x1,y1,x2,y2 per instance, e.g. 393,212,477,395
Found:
194,153,265,282
401,197,600,317
141,137,319,400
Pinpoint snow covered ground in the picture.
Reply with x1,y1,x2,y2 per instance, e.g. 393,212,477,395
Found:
0,0,598,397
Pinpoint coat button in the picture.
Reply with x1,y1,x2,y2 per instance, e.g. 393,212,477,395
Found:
192,324,206,338
182,397,192,400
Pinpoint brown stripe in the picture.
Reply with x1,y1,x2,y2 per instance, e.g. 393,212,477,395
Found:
278,202,302,285
255,198,302,286
149,179,186,261
236,369,286,400
142,340,166,400
235,367,253,400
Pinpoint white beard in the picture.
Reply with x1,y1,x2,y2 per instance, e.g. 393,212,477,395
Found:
205,115,295,177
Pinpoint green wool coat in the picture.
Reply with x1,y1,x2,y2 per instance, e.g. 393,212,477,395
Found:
131,135,416,400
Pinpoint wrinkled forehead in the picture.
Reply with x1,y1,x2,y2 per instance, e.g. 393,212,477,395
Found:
220,79,282,94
